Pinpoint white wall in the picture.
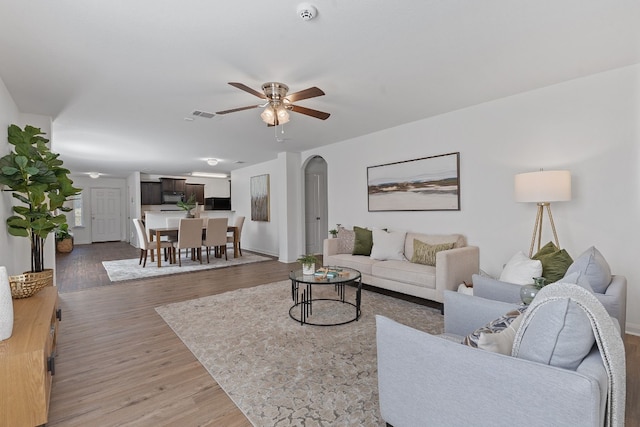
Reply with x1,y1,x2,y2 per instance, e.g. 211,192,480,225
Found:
296,64,639,334
230,159,281,257
0,76,22,275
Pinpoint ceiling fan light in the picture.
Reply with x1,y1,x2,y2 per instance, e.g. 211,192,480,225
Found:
276,106,290,124
261,106,275,124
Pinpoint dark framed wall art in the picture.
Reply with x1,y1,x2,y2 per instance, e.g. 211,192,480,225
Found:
250,174,270,221
367,152,460,211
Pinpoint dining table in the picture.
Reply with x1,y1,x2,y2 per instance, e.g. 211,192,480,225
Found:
148,225,239,268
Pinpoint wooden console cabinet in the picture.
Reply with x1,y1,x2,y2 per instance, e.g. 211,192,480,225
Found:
0,286,60,426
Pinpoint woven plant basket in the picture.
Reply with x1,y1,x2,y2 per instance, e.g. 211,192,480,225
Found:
56,238,73,253
9,269,54,299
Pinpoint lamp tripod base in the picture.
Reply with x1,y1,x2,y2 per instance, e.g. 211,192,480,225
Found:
528,202,560,258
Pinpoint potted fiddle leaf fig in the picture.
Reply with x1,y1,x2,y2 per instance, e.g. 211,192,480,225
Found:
0,124,81,279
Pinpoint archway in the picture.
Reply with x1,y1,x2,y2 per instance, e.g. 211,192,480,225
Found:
303,156,328,255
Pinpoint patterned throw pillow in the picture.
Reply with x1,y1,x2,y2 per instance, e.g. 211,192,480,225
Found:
410,239,454,266
336,227,355,254
463,306,528,348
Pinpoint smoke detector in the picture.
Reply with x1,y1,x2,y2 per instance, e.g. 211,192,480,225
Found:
297,3,317,21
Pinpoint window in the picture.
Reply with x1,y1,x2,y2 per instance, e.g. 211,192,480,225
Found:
73,193,83,227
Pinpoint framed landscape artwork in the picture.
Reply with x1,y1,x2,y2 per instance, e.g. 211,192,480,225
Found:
250,174,270,221
367,152,460,211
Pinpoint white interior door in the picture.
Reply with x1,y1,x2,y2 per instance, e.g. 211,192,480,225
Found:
91,188,121,242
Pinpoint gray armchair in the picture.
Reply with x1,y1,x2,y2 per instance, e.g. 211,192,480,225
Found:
472,273,627,334
376,289,616,427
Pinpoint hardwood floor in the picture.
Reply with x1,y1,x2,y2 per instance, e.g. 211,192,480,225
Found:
50,242,291,426
50,242,640,426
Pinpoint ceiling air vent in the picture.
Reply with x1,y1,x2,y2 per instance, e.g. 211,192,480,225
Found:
192,110,216,119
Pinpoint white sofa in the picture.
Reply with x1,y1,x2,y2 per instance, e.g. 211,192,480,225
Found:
323,232,479,305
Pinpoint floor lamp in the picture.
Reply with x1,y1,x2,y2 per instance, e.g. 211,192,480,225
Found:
514,170,571,257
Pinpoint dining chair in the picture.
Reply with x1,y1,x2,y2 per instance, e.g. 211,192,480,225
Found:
174,218,204,266
133,218,173,267
227,215,245,257
203,218,228,262
165,217,181,242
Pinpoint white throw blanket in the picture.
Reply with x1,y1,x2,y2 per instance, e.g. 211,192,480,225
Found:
512,283,626,427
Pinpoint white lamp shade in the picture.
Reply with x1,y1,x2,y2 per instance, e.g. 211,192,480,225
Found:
514,170,571,203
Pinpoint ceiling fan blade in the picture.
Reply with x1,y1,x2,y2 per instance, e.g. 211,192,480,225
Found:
228,82,267,99
215,105,260,115
286,87,325,103
290,104,331,120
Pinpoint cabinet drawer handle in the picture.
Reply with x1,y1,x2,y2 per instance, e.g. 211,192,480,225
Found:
47,355,56,376
56,308,62,321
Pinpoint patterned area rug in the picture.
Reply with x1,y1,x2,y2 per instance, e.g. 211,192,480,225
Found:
155,281,444,426
102,253,271,282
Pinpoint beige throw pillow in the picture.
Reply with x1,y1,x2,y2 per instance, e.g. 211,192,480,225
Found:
478,313,524,355
410,239,454,266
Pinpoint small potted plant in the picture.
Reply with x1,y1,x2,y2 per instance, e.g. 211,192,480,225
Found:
177,194,197,217
329,228,338,238
55,223,74,253
297,254,318,275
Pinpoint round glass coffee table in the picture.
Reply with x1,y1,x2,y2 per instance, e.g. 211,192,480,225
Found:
289,266,362,326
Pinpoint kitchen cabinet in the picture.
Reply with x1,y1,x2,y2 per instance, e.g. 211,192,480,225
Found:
141,182,162,205
160,178,186,194
185,183,205,205
0,286,60,426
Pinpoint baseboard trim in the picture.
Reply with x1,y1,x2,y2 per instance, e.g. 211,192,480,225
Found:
625,322,640,337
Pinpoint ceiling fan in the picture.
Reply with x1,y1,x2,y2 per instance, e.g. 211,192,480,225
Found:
215,82,330,126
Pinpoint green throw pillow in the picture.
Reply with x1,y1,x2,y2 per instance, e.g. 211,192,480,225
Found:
534,248,573,283
410,239,455,266
532,241,559,259
352,226,373,256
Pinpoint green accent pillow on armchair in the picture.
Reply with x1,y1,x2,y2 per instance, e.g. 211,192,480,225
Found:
533,246,573,283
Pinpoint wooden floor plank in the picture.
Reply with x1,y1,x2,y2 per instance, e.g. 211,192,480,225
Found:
48,242,640,426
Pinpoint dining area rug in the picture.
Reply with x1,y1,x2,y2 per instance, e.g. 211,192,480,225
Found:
155,281,443,426
102,253,271,282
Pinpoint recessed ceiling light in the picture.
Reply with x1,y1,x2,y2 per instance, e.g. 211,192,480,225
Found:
206,158,219,166
190,172,228,178
89,172,100,179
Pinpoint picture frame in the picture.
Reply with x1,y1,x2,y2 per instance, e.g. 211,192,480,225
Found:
367,152,460,211
250,174,270,221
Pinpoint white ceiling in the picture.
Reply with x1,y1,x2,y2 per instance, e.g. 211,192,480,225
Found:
1,1,639,178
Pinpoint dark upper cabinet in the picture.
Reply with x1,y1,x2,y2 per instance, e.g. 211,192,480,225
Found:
160,178,186,193
141,182,162,205
185,183,205,205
